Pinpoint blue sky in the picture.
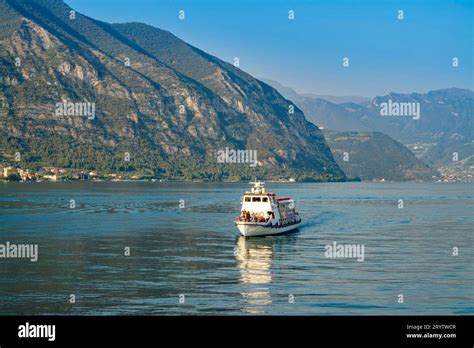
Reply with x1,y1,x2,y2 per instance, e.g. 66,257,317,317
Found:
67,0,473,97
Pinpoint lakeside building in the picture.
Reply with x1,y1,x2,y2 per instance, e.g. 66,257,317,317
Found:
3,166,17,178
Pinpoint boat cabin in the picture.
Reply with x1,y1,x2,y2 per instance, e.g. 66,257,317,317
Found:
241,181,275,211
241,192,275,211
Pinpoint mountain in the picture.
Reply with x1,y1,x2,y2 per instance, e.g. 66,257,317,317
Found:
261,78,370,105
265,79,473,178
301,93,370,105
366,89,473,144
337,89,473,173
0,0,345,181
295,98,374,132
323,130,439,181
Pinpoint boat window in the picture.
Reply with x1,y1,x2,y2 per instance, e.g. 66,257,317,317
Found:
262,197,268,202
244,197,251,202
252,197,261,202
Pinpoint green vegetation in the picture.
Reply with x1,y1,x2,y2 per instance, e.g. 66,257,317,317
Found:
0,0,346,182
324,130,439,181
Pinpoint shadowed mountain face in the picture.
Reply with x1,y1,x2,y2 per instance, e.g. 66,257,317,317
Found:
323,130,439,181
0,0,345,181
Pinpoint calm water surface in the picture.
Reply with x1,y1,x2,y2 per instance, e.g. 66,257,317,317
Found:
0,181,472,315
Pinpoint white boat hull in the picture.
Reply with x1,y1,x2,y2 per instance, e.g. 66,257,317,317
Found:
236,221,301,237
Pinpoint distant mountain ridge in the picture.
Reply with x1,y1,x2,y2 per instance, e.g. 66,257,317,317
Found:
264,79,473,175
0,0,345,181
261,78,370,105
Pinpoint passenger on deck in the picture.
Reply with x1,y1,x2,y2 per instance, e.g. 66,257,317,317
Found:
245,211,251,221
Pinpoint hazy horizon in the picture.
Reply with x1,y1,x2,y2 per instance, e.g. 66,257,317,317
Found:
259,77,473,99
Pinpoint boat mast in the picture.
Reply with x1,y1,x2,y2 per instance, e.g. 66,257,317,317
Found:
249,179,265,194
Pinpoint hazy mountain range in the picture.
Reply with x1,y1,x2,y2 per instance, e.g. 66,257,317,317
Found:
0,0,345,181
261,78,370,105
264,79,473,181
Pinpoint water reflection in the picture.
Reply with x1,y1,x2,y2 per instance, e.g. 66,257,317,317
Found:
2,182,471,315
235,236,275,314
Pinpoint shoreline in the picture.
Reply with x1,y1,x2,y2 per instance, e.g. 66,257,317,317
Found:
1,179,471,184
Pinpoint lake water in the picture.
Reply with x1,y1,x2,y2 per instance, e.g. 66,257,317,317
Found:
0,181,472,315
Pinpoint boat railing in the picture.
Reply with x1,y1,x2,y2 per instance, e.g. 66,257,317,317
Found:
236,214,270,223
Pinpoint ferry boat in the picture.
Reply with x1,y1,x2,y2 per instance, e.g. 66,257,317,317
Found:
235,181,301,237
